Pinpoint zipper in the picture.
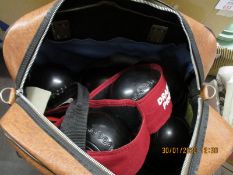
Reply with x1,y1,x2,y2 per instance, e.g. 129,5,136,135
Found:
119,1,204,174
188,101,209,175
15,0,204,174
131,0,201,89
136,1,204,174
180,98,203,175
18,93,114,175
17,0,65,92
17,0,201,92
15,0,64,88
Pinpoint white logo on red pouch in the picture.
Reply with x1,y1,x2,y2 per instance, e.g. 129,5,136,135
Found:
157,84,171,110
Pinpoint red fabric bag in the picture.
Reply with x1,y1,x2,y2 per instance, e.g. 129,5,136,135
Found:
87,64,172,175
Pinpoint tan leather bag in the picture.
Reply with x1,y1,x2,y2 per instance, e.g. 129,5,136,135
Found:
1,0,233,175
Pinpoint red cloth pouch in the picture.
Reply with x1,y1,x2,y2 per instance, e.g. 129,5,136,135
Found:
88,101,149,175
87,64,173,175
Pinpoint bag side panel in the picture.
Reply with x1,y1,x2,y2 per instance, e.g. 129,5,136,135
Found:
7,140,55,175
0,103,91,175
182,14,217,79
197,106,233,175
3,1,56,81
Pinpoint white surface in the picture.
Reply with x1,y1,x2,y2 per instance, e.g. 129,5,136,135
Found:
217,10,233,17
217,66,233,87
208,79,220,112
223,77,233,126
25,87,51,114
216,0,233,11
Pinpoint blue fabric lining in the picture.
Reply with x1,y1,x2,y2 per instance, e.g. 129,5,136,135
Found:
36,37,193,79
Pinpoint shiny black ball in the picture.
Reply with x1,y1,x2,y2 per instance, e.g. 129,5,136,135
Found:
86,111,131,151
146,117,191,170
82,73,109,92
26,65,74,109
80,66,121,92
110,66,160,100
27,65,73,93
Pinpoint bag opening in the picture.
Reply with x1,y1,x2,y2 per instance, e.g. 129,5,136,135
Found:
21,1,200,175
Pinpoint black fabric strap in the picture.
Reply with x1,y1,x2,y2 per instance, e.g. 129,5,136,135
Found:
60,83,89,150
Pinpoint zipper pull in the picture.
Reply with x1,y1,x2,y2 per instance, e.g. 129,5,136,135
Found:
200,83,216,100
0,87,16,105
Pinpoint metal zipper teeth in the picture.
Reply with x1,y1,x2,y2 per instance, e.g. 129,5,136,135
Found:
18,93,114,175
16,0,202,174
18,0,64,93
17,0,202,93
16,0,113,174
129,1,203,174
130,0,201,90
128,0,202,174
180,98,203,175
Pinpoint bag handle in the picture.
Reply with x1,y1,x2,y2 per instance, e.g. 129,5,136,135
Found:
60,83,89,150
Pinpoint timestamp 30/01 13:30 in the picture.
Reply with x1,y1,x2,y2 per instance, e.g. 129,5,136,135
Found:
161,147,218,154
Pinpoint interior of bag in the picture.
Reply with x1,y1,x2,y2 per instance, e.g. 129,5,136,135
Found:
24,1,200,174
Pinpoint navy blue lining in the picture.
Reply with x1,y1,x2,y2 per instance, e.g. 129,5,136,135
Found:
35,37,194,79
